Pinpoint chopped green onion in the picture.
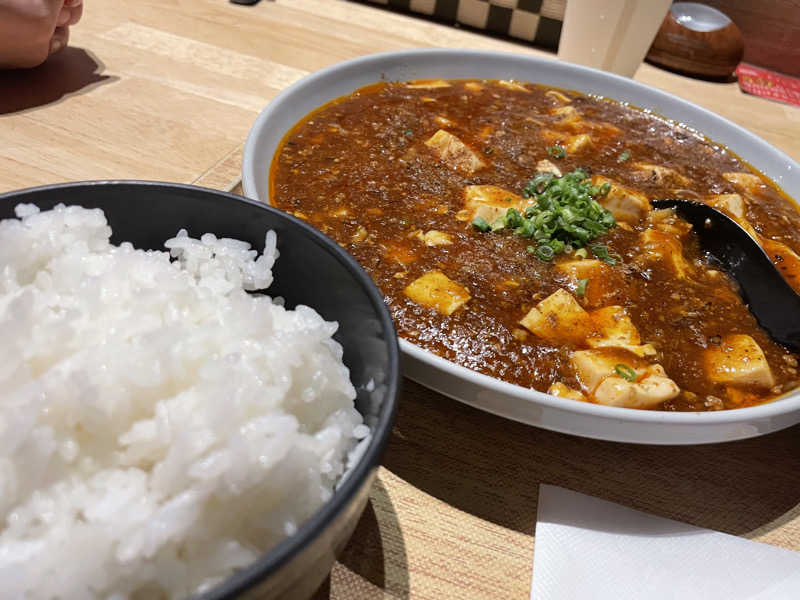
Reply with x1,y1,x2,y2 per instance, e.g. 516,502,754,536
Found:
523,172,556,198
472,216,490,232
590,243,620,265
516,219,537,238
505,207,523,228
617,151,630,163
614,364,637,382
576,278,589,297
403,129,413,136
536,245,555,261
547,145,566,159
574,248,588,259
599,182,611,196
526,245,536,254
473,168,617,263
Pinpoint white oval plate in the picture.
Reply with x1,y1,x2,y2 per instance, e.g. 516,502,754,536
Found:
243,49,800,444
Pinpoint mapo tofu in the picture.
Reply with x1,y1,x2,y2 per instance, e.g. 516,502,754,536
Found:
270,79,800,411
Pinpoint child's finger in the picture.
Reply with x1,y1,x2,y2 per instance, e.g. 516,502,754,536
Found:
49,26,70,56
67,1,83,26
56,6,72,27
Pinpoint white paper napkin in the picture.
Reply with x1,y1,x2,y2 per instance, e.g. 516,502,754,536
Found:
531,485,800,600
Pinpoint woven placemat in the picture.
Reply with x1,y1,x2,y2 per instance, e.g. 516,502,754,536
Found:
313,378,800,598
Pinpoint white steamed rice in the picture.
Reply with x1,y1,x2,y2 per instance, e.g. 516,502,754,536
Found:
0,203,369,599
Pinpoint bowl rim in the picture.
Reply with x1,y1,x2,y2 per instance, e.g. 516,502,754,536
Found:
242,48,800,429
400,338,800,426
0,179,402,599
243,48,799,197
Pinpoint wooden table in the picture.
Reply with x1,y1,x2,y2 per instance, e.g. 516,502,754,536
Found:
2,1,800,598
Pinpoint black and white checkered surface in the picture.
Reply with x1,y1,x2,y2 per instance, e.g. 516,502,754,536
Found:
358,0,565,48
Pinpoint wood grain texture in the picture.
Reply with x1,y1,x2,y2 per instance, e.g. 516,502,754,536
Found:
307,376,800,600
3,1,800,599
647,10,744,78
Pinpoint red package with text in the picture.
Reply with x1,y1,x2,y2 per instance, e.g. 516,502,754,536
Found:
736,63,800,108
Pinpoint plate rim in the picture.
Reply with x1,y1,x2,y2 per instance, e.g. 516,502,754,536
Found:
242,48,800,440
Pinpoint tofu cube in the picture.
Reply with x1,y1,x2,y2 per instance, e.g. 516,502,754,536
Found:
551,105,581,122
458,185,528,223
565,134,592,153
413,230,453,247
545,90,572,104
570,348,679,408
550,105,585,132
548,382,586,402
406,79,451,89
760,238,800,291
707,193,746,220
425,130,486,174
723,172,764,194
554,259,620,308
570,348,643,390
593,372,681,409
497,80,530,92
645,208,693,238
587,306,656,357
536,159,562,177
704,334,774,388
704,194,760,241
639,229,691,278
519,288,596,345
632,163,690,186
593,176,652,223
589,306,640,344
404,271,470,316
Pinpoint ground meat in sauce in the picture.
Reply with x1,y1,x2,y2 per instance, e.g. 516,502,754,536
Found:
270,79,800,411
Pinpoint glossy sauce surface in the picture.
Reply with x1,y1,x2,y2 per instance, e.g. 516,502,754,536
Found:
271,80,800,411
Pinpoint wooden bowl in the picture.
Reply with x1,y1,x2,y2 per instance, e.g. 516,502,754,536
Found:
647,2,744,78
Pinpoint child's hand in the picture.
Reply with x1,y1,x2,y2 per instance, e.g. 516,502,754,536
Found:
0,0,85,69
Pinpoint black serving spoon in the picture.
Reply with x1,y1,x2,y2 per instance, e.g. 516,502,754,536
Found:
652,199,800,352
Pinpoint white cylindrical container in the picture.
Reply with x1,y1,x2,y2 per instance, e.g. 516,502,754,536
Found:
558,0,672,77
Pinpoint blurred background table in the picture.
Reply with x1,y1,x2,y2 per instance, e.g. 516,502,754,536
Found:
2,1,800,598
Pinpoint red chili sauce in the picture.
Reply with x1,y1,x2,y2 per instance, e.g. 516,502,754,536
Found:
270,79,800,411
